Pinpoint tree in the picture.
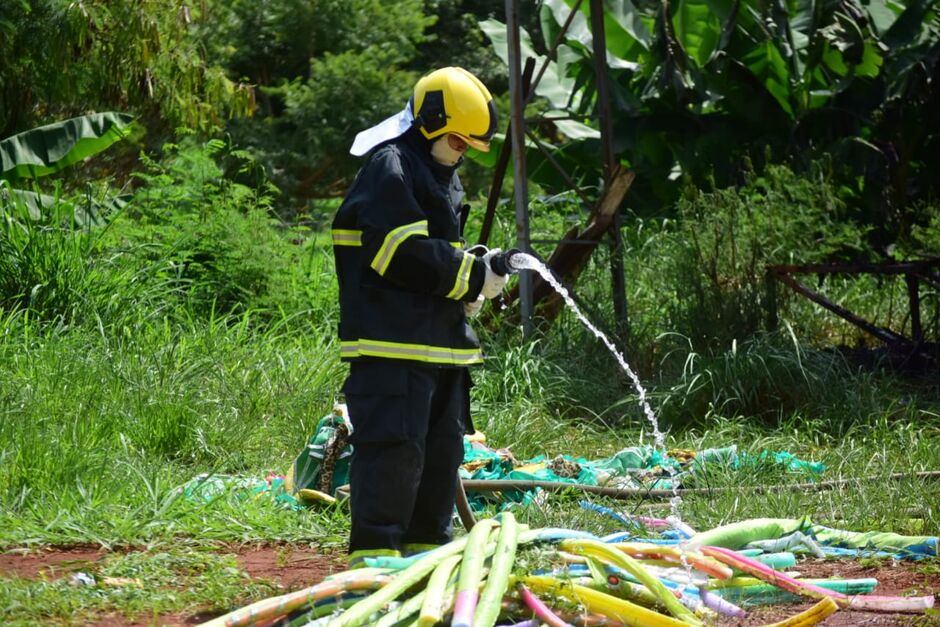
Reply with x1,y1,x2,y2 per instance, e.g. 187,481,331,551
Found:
0,1,253,139
200,0,434,204
481,0,940,244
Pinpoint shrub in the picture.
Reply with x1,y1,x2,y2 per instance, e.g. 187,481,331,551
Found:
651,163,870,351
113,138,311,318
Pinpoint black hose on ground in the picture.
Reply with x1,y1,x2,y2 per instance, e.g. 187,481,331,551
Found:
461,470,940,500
455,473,477,530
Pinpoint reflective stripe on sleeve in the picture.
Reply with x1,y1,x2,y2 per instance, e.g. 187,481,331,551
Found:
340,339,483,365
445,251,474,300
370,220,429,275
332,229,362,247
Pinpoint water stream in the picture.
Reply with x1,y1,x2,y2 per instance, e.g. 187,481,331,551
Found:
509,252,666,448
509,253,696,588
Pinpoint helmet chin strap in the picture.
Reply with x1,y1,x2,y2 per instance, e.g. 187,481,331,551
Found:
430,135,463,166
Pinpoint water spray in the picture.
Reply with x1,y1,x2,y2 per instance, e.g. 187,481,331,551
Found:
502,251,697,589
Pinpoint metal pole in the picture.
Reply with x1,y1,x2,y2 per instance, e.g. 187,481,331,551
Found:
506,0,533,336
477,58,535,248
590,0,615,179
589,0,629,340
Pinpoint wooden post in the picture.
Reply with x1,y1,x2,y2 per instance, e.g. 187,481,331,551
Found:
589,0,629,340
906,274,923,344
765,270,779,331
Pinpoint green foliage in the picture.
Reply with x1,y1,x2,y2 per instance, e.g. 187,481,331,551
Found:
204,0,433,202
666,164,869,349
483,0,940,235
909,210,940,257
276,49,416,197
0,308,344,546
0,1,252,139
0,189,145,325
113,138,310,317
0,113,135,182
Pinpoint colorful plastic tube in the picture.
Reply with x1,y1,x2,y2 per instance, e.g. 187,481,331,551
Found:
700,545,933,613
452,518,499,627
201,570,392,627
331,536,484,627
474,513,521,627
561,539,702,626
614,542,733,579
700,545,848,604
523,575,690,627
517,583,573,627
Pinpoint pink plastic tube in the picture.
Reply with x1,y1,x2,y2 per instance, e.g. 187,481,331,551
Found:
701,546,848,604
517,584,573,627
847,595,935,613
702,546,935,613
634,515,671,530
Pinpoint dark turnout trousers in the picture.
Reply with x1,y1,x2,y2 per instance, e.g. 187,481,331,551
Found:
343,360,471,557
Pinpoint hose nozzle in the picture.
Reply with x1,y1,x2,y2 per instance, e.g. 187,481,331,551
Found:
488,248,523,276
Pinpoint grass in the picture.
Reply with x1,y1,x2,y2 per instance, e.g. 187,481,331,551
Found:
1,181,939,622
4,302,936,552
0,306,347,547
0,544,281,625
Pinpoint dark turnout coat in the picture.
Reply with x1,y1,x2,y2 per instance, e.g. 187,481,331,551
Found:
331,128,487,366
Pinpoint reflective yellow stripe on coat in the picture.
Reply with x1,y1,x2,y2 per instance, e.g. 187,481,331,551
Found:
332,229,362,247
341,339,483,365
370,220,429,275
445,251,474,300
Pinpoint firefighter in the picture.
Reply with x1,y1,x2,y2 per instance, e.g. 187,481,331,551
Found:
331,67,506,565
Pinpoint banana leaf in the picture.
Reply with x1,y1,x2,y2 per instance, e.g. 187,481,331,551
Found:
0,185,129,226
1,112,135,181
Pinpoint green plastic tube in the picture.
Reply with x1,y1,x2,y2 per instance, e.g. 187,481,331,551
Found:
452,519,499,627
473,513,520,627
374,589,427,627
714,578,878,607
418,554,462,627
560,539,702,626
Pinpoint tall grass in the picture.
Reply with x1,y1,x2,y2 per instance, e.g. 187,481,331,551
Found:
1,146,938,551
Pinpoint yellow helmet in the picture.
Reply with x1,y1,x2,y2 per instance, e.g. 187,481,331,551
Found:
411,67,497,152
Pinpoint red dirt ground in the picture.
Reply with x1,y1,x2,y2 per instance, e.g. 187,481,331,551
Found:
2,546,938,625
730,558,940,626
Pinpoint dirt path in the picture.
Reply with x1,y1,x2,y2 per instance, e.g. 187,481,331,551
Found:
2,545,937,625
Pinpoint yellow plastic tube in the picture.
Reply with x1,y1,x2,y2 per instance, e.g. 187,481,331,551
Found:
561,539,701,626
760,597,839,627
523,575,691,627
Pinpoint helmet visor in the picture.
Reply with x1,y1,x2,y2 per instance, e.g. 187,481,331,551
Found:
460,134,491,153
